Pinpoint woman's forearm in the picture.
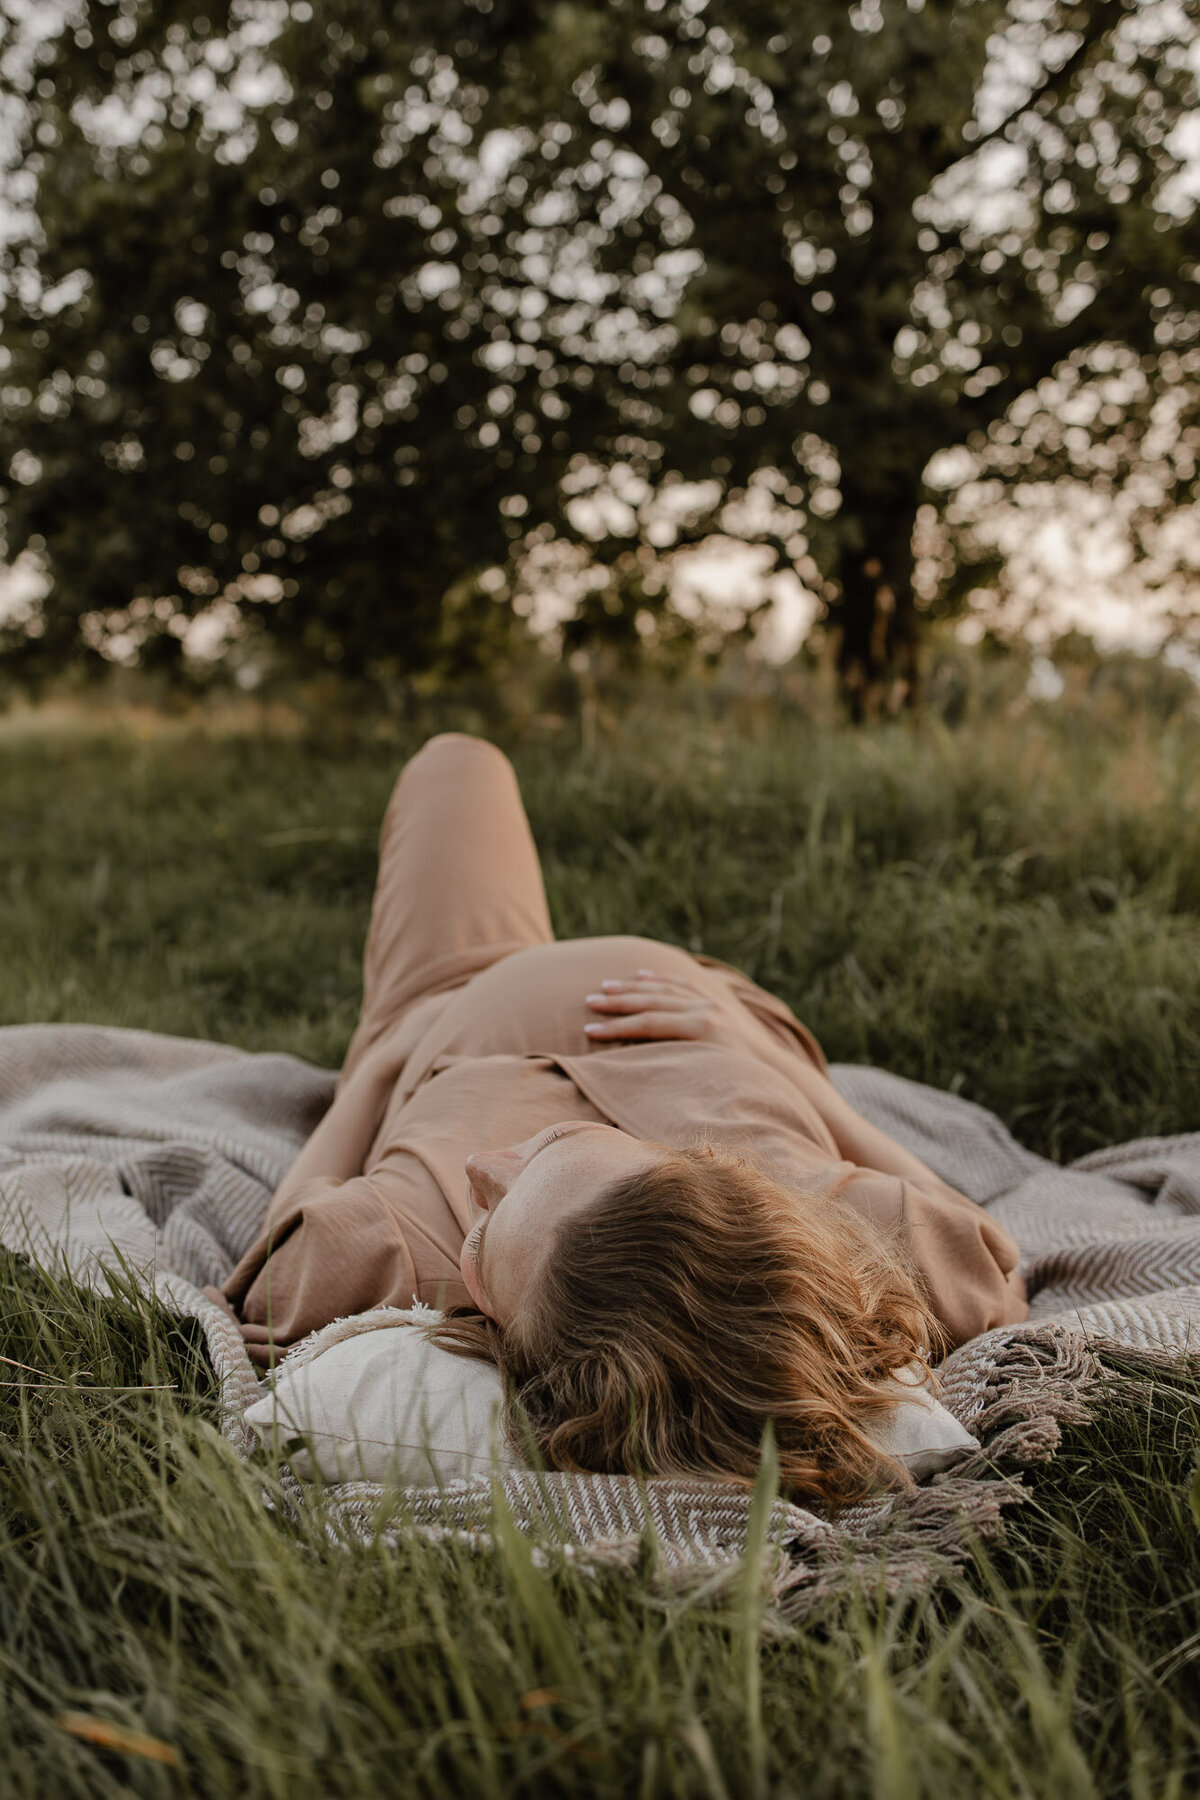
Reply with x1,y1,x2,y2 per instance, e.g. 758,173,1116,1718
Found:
266,1035,408,1226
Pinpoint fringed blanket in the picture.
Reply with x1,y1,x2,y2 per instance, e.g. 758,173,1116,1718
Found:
1,1022,1197,1613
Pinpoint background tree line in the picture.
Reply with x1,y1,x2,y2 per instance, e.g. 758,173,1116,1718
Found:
0,0,1196,714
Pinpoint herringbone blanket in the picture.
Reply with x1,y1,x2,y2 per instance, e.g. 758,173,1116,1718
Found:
1,1022,1197,1610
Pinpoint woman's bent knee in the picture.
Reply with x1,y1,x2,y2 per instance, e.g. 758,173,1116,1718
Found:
413,731,508,764
382,731,517,835
394,733,515,802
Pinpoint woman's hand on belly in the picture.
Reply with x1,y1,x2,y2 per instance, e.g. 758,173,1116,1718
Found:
583,969,721,1044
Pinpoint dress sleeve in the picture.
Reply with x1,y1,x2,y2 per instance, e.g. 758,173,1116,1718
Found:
802,1159,1028,1351
262,1032,413,1223
222,1027,477,1367
223,1172,420,1364
222,1159,472,1367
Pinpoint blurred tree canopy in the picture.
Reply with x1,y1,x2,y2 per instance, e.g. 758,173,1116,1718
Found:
0,0,1196,711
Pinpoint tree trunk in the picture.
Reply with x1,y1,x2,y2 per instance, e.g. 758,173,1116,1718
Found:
833,497,921,723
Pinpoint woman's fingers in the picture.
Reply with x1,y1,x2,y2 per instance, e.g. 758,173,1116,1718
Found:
584,973,712,1040
585,1010,703,1041
583,969,717,1041
596,971,702,998
585,988,691,1014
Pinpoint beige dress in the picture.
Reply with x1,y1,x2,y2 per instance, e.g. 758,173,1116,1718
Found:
222,733,1028,1365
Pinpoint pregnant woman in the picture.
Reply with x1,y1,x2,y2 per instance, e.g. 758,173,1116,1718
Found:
223,732,1027,1506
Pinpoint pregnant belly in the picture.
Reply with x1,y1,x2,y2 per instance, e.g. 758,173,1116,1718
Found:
408,934,734,1063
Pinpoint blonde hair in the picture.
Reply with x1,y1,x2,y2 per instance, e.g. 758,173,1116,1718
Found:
435,1143,943,1512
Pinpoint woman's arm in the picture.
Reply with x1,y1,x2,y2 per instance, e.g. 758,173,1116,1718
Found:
579,968,1027,1348
582,962,831,1071
799,1158,1028,1350
784,1072,1029,1349
264,1032,411,1228
224,1165,428,1365
582,969,738,1045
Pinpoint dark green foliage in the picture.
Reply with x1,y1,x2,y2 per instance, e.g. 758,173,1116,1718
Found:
0,0,1196,705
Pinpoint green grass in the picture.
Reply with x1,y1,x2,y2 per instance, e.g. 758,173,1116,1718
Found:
0,665,1198,1795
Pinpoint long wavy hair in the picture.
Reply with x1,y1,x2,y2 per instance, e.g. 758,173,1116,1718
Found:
433,1141,944,1512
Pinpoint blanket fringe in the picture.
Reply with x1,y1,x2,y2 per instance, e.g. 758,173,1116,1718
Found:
176,1293,1192,1625
768,1327,1192,1622
294,1322,1160,1623
943,1324,1100,1474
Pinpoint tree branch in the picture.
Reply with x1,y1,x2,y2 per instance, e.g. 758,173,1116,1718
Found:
932,0,1129,177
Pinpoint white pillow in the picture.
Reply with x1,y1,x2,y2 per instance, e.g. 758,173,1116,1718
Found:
244,1309,978,1489
866,1361,978,1479
243,1308,524,1486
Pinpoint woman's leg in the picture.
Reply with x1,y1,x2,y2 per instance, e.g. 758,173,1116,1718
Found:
222,735,555,1348
339,732,554,1084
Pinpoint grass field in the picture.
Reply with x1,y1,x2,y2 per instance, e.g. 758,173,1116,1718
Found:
0,662,1198,1795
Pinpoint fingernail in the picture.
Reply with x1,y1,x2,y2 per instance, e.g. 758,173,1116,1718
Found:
600,979,624,990
584,1022,604,1034
585,993,606,1004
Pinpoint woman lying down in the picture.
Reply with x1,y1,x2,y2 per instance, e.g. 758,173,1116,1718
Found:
217,733,1028,1511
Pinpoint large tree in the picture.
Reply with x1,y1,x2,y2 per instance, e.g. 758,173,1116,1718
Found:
1,0,1196,706
0,0,683,685
501,0,1199,712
